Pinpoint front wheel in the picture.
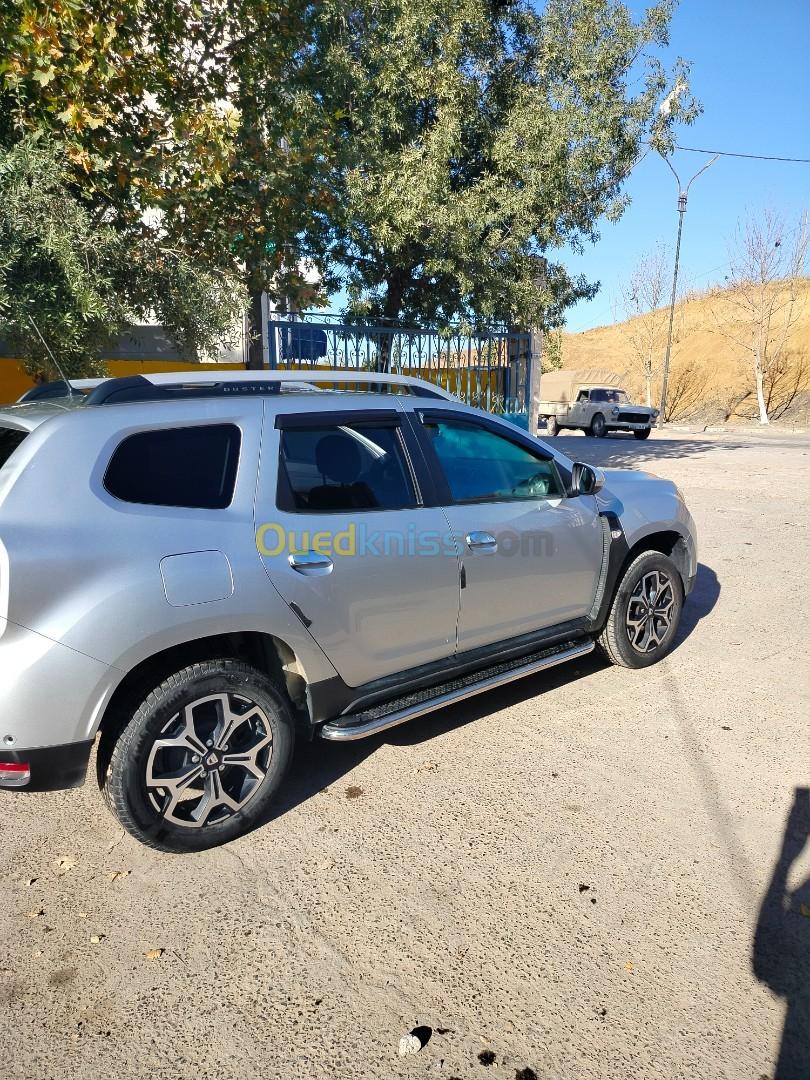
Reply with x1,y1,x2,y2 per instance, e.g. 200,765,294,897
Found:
634,428,652,440
597,551,684,668
103,660,295,852
545,415,559,437
590,413,607,438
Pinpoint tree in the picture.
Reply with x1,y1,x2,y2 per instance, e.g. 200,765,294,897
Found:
0,136,246,377
620,243,678,406
318,0,698,335
714,211,808,425
0,0,326,369
543,329,564,371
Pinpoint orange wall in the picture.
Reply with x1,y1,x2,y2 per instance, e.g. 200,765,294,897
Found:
0,358,248,405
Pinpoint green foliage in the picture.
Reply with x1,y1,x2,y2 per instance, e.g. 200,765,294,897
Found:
1,0,699,349
0,135,122,377
319,0,698,329
543,329,564,371
0,136,246,376
0,0,335,336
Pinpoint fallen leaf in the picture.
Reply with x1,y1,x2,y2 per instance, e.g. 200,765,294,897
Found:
32,950,43,958
24,878,37,887
624,961,634,972
143,948,164,960
77,912,89,919
800,904,810,918
56,857,76,873
25,908,45,918
89,934,106,944
108,870,131,883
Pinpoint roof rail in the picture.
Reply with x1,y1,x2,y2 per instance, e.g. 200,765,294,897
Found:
82,369,453,406
17,379,85,403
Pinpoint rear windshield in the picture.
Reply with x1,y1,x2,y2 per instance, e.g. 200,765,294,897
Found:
0,427,27,469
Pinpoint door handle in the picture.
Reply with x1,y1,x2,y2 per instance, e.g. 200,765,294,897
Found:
288,551,334,575
465,531,498,553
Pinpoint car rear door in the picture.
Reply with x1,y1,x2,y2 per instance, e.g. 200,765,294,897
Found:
411,409,604,652
255,404,460,688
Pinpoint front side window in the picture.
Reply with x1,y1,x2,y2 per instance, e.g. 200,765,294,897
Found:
104,424,241,509
421,417,562,503
279,423,415,512
590,388,629,404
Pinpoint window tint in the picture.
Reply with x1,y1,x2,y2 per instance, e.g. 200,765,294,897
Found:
104,424,240,509
0,427,27,469
422,418,562,503
279,423,415,512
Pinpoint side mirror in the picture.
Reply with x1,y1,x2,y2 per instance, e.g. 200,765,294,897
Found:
570,461,605,497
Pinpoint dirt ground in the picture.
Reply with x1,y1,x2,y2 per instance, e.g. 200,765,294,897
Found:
1,429,809,1080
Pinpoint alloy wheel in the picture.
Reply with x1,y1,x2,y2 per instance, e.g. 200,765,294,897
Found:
625,569,675,654
144,692,273,828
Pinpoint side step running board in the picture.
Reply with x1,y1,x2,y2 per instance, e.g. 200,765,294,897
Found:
319,640,595,742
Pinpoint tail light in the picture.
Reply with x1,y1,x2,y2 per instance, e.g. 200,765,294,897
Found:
0,762,30,787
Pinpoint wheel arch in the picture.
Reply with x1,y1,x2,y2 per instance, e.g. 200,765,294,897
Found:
94,631,312,787
622,529,691,589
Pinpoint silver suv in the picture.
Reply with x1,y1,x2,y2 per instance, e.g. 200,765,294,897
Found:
0,371,697,851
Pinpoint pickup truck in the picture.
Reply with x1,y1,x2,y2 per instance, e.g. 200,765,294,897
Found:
538,369,659,438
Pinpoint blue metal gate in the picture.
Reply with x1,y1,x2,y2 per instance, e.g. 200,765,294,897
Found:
267,314,530,416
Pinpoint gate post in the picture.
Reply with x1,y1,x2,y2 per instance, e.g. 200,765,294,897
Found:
528,328,543,436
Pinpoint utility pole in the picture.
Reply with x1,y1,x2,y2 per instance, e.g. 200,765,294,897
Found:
657,152,719,427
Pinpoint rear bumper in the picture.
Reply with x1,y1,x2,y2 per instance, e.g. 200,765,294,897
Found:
0,739,93,792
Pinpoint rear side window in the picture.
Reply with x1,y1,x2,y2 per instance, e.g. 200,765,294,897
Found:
104,424,241,509
278,423,415,512
0,427,27,469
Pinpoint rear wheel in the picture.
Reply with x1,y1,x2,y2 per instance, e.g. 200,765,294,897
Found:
103,660,295,852
634,428,652,440
598,551,683,668
590,413,607,438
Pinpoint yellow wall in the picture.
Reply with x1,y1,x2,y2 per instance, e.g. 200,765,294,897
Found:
0,357,503,406
0,358,248,405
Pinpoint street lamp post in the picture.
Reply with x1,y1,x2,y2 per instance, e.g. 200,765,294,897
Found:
657,152,719,428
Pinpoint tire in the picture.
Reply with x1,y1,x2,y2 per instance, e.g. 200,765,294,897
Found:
590,413,607,438
634,428,651,440
545,415,559,436
597,551,684,669
103,660,295,853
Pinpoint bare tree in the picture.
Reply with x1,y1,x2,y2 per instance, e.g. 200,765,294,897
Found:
664,359,703,421
620,244,678,407
732,350,810,422
715,211,808,425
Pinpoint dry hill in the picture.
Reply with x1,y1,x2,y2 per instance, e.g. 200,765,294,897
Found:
560,278,810,425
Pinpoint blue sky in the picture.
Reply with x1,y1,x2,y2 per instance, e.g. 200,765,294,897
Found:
563,0,810,332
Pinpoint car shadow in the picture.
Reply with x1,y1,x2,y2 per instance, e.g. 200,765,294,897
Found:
550,432,751,468
254,649,607,833
753,788,810,1080
674,562,720,646
253,560,718,836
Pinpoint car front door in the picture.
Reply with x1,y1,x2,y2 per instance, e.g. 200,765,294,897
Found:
567,389,592,428
413,410,604,652
256,407,460,688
